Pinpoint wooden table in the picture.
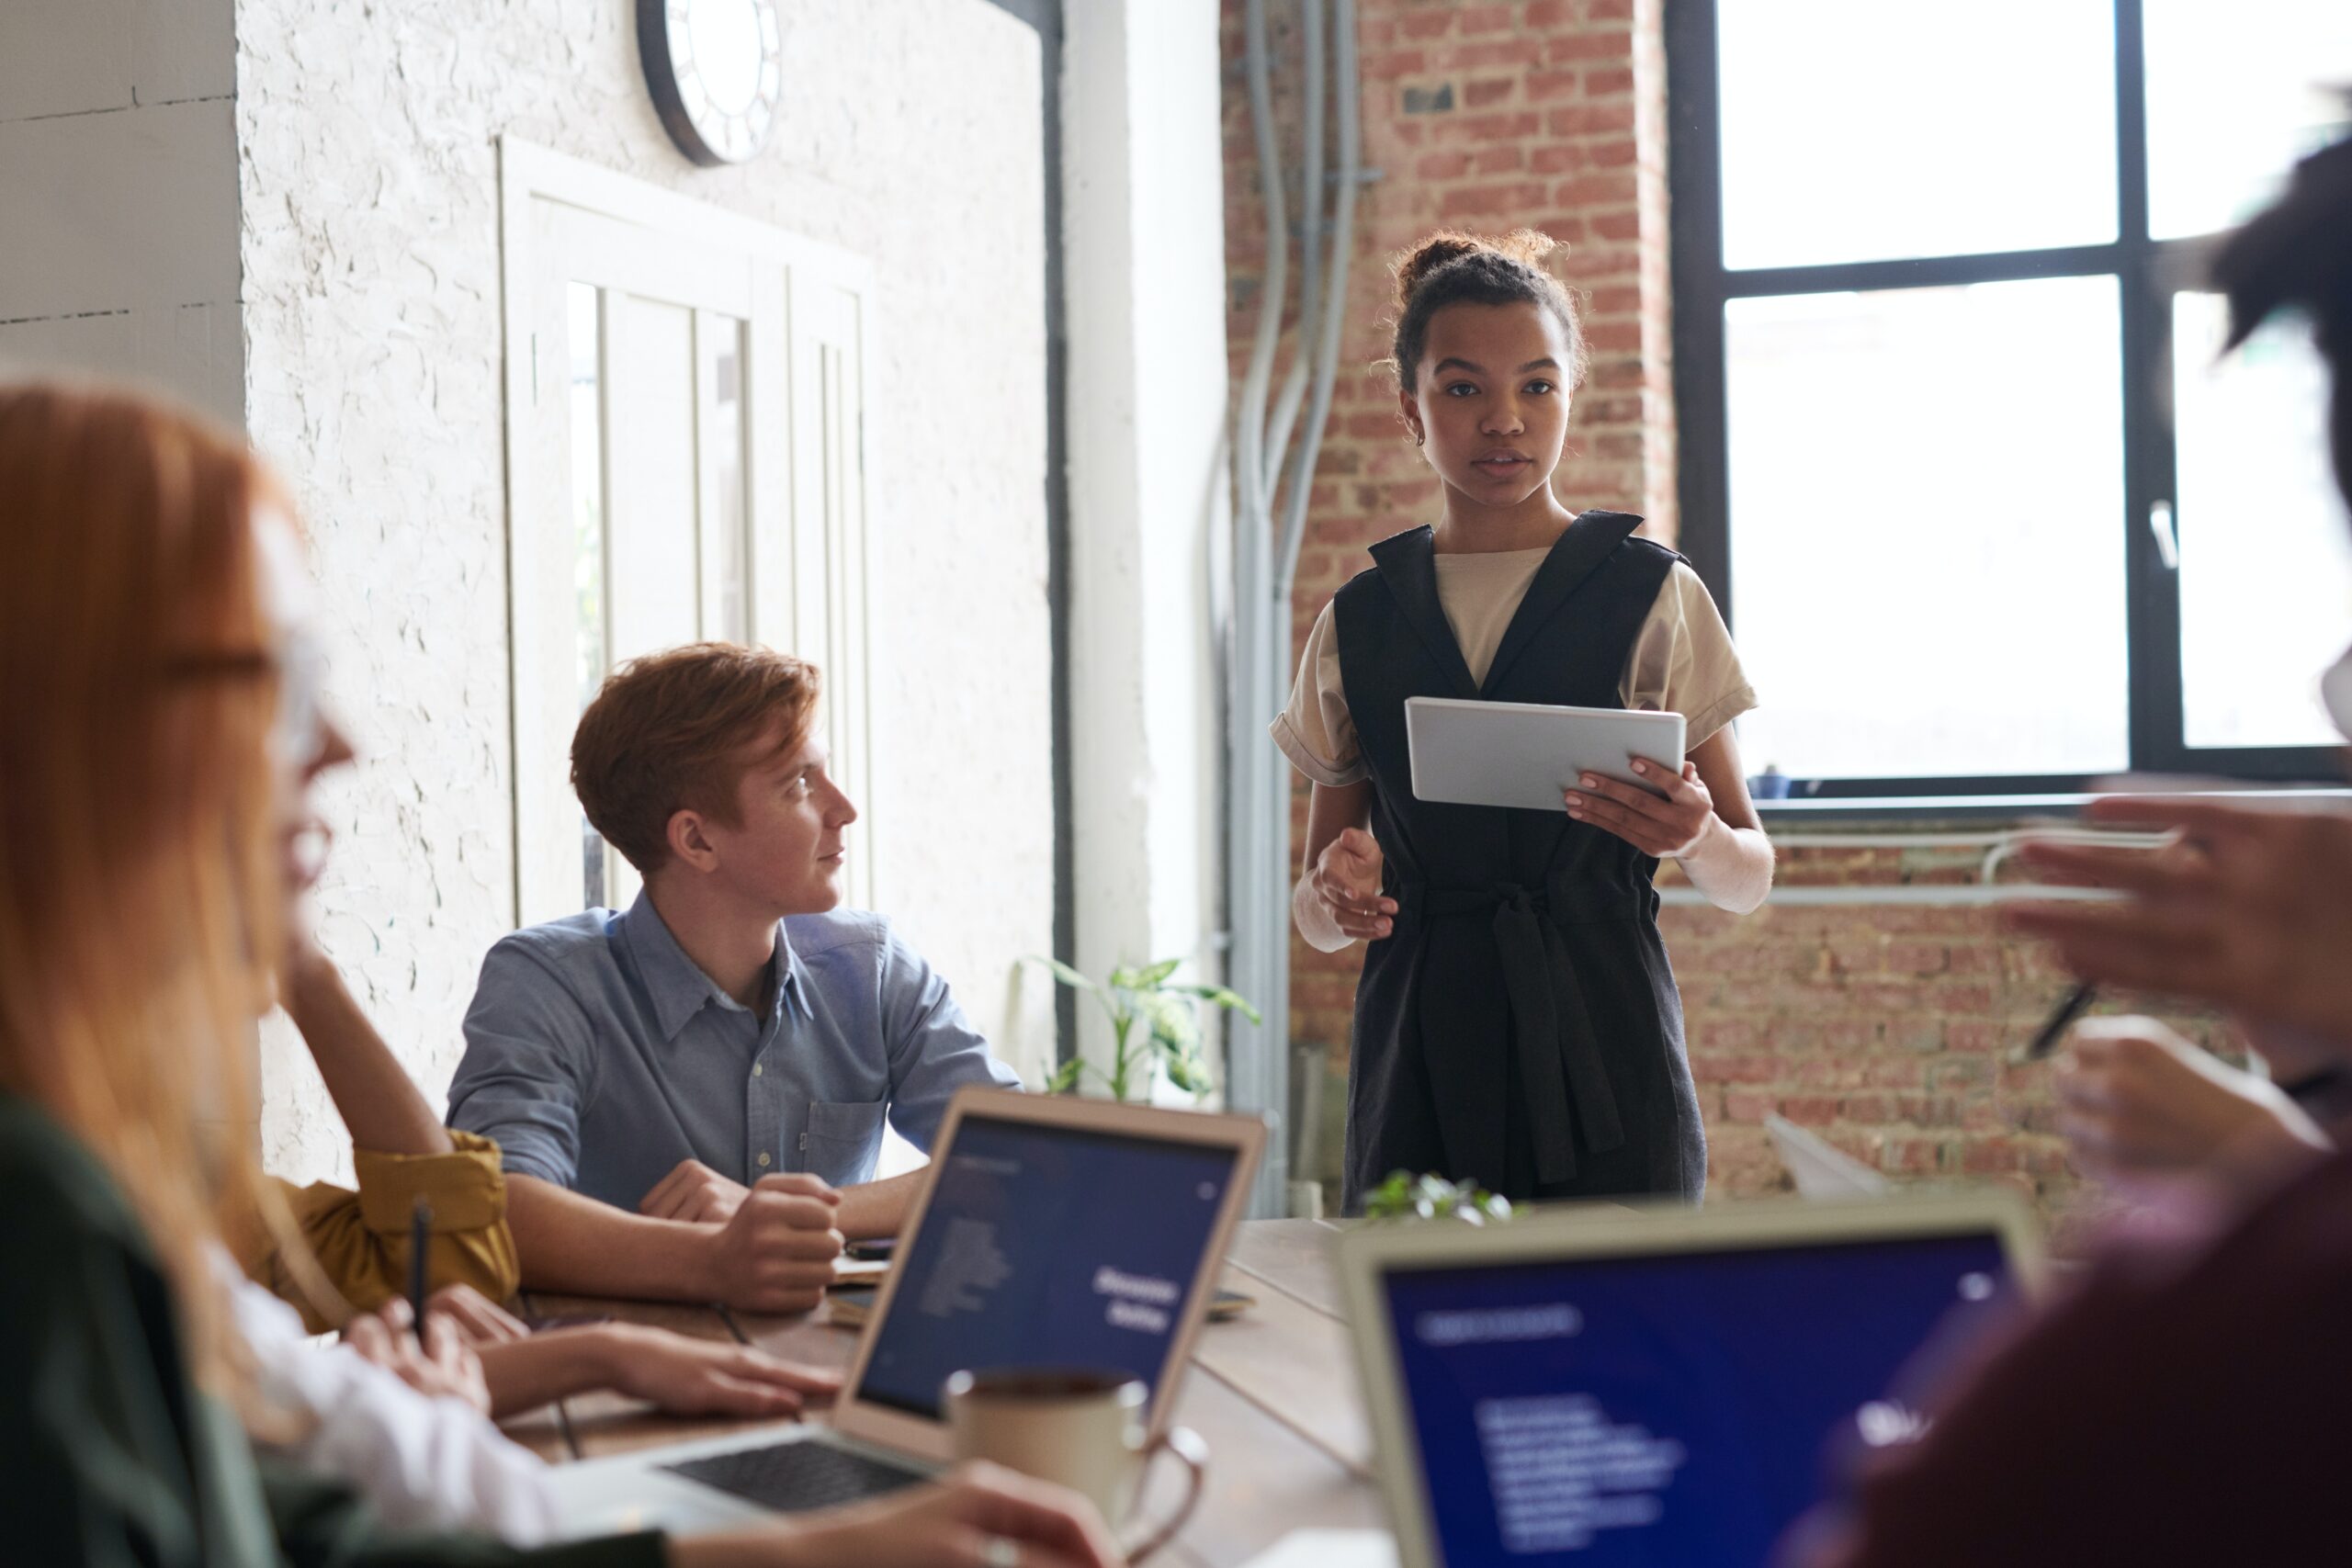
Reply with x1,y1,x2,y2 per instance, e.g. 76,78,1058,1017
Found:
505,1219,1391,1567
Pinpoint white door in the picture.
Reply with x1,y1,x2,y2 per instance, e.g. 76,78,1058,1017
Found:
503,147,874,926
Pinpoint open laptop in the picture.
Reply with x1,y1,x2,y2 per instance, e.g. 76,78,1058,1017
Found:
1766,1112,1893,1200
1335,1191,2041,1567
545,1087,1266,1535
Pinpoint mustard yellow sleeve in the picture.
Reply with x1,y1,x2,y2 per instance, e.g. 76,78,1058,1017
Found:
236,1131,522,1334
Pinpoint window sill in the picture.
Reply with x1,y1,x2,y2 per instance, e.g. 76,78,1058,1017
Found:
1755,786,2352,829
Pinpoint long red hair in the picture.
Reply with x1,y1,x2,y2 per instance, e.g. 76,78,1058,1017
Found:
0,380,290,1393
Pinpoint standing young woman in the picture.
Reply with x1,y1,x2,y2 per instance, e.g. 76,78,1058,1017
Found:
1276,231,1774,1211
0,381,1115,1568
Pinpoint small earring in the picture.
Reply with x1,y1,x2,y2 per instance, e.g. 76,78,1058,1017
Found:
1411,430,1425,447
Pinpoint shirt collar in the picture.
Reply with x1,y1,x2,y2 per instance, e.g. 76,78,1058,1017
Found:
617,889,803,1043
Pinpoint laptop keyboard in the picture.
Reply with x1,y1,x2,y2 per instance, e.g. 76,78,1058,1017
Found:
663,1438,927,1513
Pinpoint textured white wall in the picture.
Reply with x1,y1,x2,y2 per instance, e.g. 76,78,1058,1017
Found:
1062,0,1233,1077
234,0,1052,1180
0,0,243,423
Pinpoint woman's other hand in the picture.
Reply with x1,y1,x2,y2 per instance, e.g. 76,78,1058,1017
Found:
594,1325,842,1418
1306,826,1396,943
344,1299,492,1417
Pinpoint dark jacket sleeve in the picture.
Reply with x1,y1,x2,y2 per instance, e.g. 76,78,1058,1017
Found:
0,1099,662,1568
261,1460,665,1568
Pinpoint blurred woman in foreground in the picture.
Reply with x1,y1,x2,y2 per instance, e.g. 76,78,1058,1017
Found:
0,380,1116,1568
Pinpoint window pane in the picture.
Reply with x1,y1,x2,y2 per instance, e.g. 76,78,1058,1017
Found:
2174,292,2352,750
567,281,608,909
1725,277,2129,782
2145,1,2352,242
1717,0,2116,271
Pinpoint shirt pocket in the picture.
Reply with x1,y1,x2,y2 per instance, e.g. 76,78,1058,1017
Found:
801,1099,888,1184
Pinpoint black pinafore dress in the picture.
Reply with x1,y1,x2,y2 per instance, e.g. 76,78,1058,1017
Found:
1331,511,1706,1211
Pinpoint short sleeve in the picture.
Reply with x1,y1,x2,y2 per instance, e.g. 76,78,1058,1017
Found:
447,942,599,1190
1620,561,1758,747
1271,599,1367,787
238,1133,523,1332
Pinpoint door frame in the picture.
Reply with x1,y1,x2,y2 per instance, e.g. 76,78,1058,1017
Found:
497,137,876,928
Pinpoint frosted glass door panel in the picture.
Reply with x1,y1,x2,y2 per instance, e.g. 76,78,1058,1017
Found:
503,155,873,926
1717,0,2115,270
606,295,702,668
697,310,751,645
1725,276,2129,781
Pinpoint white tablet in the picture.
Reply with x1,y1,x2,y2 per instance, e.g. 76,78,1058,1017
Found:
1405,695,1685,813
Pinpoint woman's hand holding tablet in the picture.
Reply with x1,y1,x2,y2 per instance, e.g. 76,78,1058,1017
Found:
1566,756,1721,858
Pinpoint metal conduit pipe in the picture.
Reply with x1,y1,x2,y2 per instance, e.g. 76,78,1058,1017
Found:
1261,0,1324,496
1279,0,1358,591
1226,0,1363,1217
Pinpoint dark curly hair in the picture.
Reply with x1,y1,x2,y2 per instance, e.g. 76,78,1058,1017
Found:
1388,228,1588,391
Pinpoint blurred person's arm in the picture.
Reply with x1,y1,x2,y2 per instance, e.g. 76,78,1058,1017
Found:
2055,1018,2330,1193
234,942,520,1328
2013,798,2352,1041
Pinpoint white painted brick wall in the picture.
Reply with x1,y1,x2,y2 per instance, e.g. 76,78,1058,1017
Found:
233,0,1053,1181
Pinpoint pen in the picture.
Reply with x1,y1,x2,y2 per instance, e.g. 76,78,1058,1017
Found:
2021,981,2098,1062
408,1196,432,1345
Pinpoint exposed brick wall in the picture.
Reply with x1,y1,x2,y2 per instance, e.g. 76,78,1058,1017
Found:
1221,0,2219,1217
1657,851,2229,1220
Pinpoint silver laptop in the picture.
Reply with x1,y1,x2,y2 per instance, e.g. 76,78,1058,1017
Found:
1335,1191,2041,1567
545,1088,1266,1535
1766,1112,1892,1199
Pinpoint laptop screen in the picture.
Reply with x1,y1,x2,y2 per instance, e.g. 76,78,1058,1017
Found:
1378,1231,2015,1564
855,1115,1241,1422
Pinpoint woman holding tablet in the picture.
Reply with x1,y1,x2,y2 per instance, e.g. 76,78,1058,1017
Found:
1275,230,1774,1210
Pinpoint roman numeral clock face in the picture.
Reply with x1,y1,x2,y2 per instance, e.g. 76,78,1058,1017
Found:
639,0,785,166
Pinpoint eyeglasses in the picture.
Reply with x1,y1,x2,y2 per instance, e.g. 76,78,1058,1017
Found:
162,632,331,761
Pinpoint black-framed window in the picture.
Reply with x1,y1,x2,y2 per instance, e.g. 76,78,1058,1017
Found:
1668,0,2352,799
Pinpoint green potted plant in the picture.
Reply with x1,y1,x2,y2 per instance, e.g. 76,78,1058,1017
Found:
1023,955,1260,1103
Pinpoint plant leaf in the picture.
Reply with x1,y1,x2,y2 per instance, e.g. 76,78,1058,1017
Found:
1136,992,1199,1055
1163,1051,1211,1095
1046,1057,1088,1095
1168,983,1261,1023
1022,954,1100,995
1134,957,1183,987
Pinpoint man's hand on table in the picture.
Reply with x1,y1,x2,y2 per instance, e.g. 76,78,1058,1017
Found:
642,1157,753,1224
703,1172,845,1314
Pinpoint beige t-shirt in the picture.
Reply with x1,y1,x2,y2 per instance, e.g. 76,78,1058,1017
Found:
1272,550,1758,788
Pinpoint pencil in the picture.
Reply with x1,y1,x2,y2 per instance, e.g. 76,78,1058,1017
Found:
2022,981,2098,1062
408,1196,432,1345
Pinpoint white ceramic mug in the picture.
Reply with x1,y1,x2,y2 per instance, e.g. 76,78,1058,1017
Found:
942,1367,1207,1562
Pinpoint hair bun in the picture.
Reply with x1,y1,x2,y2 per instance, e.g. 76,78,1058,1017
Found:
1491,228,1563,272
1391,231,1485,308
1391,229,1565,310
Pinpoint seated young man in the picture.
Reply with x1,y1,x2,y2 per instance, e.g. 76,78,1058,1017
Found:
447,643,1021,1311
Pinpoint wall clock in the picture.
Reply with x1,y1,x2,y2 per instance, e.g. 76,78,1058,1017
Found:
639,0,785,166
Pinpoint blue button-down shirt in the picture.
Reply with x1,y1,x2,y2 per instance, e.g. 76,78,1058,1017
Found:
446,893,1022,1211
